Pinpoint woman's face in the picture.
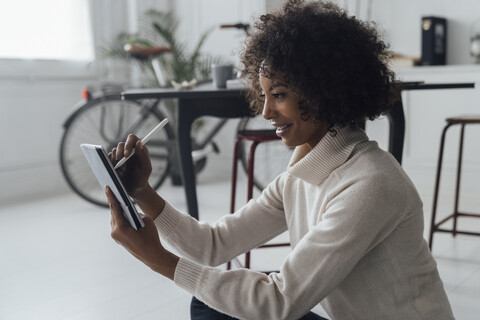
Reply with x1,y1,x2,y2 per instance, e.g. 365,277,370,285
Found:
259,74,328,149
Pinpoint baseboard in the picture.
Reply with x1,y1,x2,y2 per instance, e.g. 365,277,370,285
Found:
0,163,68,206
404,159,480,199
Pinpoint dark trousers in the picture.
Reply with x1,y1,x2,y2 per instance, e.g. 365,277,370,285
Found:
190,296,328,320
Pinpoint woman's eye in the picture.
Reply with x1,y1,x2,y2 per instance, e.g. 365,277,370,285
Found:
258,93,265,101
273,93,285,99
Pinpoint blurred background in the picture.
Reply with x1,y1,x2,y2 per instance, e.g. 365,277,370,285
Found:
1,0,480,204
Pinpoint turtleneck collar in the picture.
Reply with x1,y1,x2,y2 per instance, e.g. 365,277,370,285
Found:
287,124,368,185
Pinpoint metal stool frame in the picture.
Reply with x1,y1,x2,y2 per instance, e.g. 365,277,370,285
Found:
228,130,290,272
429,117,480,250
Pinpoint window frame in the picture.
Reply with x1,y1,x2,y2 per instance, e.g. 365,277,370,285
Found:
0,0,104,81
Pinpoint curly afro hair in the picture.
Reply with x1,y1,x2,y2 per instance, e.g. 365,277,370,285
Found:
241,0,396,129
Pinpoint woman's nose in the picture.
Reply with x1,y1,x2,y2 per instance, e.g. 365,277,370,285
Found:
262,99,273,120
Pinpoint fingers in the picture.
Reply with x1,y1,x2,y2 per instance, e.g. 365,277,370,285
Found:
108,134,141,163
109,145,124,162
116,142,125,160
108,148,116,163
124,134,140,157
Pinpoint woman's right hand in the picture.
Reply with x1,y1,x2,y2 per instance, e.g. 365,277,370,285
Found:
109,134,152,198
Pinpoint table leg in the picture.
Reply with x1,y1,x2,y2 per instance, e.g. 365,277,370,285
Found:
176,100,199,220
387,98,405,165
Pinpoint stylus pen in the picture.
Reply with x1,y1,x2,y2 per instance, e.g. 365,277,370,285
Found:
114,118,169,169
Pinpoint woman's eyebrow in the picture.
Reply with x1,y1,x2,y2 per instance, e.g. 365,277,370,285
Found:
269,82,287,91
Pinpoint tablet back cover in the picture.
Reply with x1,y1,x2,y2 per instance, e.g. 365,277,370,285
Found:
80,144,144,230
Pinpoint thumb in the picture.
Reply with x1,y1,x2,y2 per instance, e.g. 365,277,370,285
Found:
105,185,128,227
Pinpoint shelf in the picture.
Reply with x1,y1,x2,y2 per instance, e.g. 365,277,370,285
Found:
395,64,480,75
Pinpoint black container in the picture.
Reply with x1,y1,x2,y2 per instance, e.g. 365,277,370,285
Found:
419,16,447,66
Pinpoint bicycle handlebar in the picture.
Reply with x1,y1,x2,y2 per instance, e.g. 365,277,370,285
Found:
220,23,249,33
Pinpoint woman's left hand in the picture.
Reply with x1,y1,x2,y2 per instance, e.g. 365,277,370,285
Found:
105,186,179,280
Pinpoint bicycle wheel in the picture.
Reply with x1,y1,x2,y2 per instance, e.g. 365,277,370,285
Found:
237,116,294,191
60,95,174,207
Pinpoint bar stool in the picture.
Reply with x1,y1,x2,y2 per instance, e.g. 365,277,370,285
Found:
429,115,480,250
228,129,290,273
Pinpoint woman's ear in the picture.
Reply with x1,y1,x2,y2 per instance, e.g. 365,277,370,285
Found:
298,101,313,122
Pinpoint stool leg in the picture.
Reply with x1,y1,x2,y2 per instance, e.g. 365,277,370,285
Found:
245,251,251,269
244,140,261,269
230,138,243,214
453,124,465,237
228,137,243,271
430,123,453,250
247,141,260,201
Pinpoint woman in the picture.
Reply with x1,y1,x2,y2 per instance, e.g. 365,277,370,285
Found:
106,1,454,319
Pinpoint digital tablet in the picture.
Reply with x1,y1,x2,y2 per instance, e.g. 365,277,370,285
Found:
80,144,144,230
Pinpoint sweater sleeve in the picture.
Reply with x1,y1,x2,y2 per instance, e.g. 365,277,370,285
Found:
153,174,288,267
172,172,410,320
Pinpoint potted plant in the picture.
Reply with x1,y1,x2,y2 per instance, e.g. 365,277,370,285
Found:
102,9,222,87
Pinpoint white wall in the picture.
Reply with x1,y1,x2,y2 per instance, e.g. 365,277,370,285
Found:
172,0,266,68
0,79,84,203
0,0,159,205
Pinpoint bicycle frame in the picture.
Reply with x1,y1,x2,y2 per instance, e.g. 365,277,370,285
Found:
127,96,229,157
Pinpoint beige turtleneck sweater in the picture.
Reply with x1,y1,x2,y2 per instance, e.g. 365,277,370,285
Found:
154,124,454,320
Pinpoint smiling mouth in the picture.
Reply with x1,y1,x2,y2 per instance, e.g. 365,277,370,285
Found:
272,123,293,137
276,123,292,131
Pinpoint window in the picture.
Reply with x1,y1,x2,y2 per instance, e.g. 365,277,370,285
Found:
0,0,94,61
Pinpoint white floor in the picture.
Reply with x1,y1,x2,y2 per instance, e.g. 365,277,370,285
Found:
1,174,480,320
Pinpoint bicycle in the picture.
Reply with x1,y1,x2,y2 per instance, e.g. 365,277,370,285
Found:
60,43,293,208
